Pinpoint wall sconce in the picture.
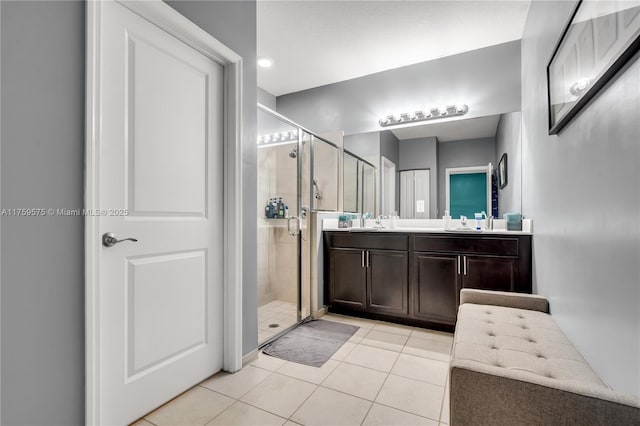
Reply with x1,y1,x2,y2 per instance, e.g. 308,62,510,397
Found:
379,104,469,127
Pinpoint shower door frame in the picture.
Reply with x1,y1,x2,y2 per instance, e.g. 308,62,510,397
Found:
257,105,312,347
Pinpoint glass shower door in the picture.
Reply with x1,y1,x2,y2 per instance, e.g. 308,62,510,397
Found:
256,106,311,346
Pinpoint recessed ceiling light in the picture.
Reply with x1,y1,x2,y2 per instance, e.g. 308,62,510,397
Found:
257,57,273,68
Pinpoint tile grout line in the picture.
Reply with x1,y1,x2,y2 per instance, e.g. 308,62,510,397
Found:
156,319,450,426
284,378,323,424
356,337,445,425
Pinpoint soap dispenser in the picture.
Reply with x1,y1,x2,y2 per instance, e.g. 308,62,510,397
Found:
443,210,451,230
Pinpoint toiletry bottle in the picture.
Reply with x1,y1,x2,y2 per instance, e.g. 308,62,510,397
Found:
277,197,284,218
285,205,289,218
443,210,451,230
271,198,277,218
265,200,271,219
269,198,276,219
474,213,482,231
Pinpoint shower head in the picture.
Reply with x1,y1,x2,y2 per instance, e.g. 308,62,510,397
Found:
289,147,297,158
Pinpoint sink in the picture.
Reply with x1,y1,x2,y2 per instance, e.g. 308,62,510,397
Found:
349,227,384,232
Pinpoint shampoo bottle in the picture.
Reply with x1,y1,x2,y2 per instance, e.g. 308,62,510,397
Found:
277,197,285,218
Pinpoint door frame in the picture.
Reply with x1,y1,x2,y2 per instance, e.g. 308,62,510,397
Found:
84,1,244,424
445,164,492,217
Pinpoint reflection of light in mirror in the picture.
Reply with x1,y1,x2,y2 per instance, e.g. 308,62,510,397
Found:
256,130,298,145
569,78,592,96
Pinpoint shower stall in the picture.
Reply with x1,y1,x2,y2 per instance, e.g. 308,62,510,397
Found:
256,104,340,346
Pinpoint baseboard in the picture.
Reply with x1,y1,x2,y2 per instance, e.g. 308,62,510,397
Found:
311,306,328,319
242,348,258,367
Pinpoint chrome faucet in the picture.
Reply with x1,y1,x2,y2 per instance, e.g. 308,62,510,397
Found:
374,215,388,229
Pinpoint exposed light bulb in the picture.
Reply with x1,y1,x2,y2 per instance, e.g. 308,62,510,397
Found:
378,104,468,127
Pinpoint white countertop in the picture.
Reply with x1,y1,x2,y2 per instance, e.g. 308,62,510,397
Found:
322,218,533,236
324,227,532,236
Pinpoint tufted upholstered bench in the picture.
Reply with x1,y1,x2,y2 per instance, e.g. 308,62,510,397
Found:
450,289,640,425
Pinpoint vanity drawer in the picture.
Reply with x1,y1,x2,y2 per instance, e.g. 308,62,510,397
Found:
413,235,519,256
328,232,409,251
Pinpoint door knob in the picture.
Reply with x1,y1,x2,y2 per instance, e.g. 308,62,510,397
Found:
102,232,138,247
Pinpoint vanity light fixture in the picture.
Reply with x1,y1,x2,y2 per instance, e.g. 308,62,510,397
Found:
379,104,469,127
257,130,298,146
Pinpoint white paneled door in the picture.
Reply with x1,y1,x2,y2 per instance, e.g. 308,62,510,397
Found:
95,1,224,424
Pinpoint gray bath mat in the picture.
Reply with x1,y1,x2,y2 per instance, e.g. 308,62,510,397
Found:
262,319,359,367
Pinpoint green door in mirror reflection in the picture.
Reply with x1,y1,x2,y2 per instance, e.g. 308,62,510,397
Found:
449,172,487,218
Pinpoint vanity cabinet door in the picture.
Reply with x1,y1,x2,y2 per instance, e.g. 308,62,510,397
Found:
411,252,459,324
366,250,409,317
328,248,366,310
461,255,518,292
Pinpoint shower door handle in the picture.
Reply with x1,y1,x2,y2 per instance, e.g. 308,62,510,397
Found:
287,216,300,236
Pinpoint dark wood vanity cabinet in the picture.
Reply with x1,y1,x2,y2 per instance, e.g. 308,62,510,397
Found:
328,248,367,310
325,231,532,329
462,255,519,292
411,252,459,325
326,233,409,317
366,249,408,317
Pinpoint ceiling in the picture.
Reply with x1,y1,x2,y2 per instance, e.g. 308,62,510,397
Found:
257,1,531,96
391,114,501,142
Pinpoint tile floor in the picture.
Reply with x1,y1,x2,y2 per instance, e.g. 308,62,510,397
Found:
258,300,309,345
134,313,453,426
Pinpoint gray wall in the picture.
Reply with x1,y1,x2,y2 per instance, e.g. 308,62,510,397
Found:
0,1,257,424
379,130,400,212
1,2,85,424
495,111,522,215
276,41,521,136
522,0,639,395
344,131,401,214
379,131,399,167
398,137,439,218
343,131,379,162
438,138,496,217
166,0,258,358
258,86,276,110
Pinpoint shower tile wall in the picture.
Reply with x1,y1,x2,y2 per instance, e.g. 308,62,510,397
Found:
257,144,298,310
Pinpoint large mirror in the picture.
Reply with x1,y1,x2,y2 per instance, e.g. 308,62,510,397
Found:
342,111,523,219
342,150,376,215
